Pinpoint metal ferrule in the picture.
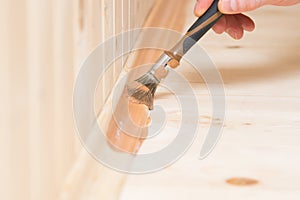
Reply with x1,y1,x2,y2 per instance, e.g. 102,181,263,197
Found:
149,52,181,83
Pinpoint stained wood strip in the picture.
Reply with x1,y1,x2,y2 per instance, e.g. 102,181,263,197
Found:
126,0,188,71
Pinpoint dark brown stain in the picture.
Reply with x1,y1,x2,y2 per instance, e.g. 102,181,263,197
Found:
226,45,242,49
226,177,259,186
79,0,84,31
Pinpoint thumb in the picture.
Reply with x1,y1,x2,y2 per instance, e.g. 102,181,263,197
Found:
194,0,214,16
218,0,269,14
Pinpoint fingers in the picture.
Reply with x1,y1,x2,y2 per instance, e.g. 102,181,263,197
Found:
194,1,256,40
213,15,243,39
236,13,255,32
194,0,300,39
217,0,300,13
194,0,214,16
264,0,300,6
195,0,300,16
212,14,255,39
212,15,227,34
225,15,244,39
218,0,265,14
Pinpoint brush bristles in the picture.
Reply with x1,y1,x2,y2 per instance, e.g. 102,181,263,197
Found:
127,72,160,110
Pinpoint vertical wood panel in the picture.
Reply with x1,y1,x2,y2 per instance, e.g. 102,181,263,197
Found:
103,0,116,106
0,1,11,199
53,0,77,195
0,1,29,199
0,0,155,200
27,0,56,199
1,0,30,199
60,1,155,200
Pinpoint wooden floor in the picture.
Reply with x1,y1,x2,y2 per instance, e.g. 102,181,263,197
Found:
119,1,300,200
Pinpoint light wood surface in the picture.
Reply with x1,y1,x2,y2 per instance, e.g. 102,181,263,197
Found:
1,0,299,199
119,1,300,200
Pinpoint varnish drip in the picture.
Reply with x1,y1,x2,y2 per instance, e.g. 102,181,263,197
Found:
106,93,151,154
226,177,259,186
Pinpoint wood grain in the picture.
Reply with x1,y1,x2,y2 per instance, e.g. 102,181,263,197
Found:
120,1,300,200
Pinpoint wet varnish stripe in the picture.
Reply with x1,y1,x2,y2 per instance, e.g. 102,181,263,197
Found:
226,177,259,186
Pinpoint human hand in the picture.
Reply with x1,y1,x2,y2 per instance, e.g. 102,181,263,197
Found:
194,0,300,39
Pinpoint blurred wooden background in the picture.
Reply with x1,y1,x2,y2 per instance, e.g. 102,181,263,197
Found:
0,0,153,200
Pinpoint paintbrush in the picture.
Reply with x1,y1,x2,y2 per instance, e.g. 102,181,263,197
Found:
127,0,222,110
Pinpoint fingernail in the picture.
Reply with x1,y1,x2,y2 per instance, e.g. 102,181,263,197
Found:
194,2,205,16
220,0,238,12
